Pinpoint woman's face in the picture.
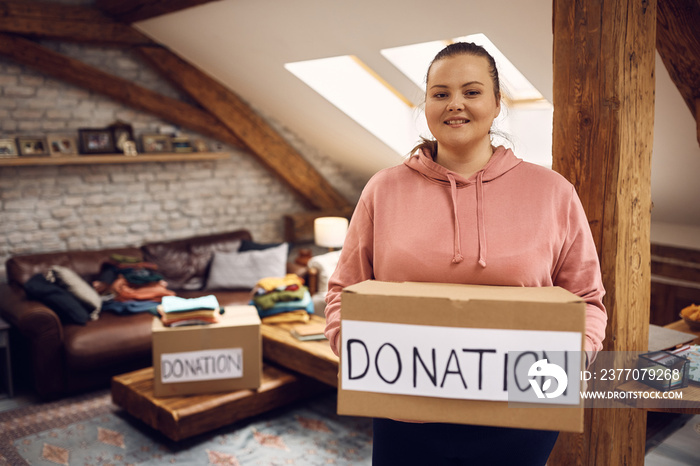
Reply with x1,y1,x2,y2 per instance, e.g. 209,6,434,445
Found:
425,54,501,154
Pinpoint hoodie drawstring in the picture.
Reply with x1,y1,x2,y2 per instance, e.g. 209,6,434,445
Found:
446,173,464,264
447,171,487,268
476,171,487,268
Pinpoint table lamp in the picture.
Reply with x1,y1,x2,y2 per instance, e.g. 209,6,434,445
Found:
314,216,349,251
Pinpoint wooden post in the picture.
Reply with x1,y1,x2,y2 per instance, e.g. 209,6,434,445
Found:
549,1,656,465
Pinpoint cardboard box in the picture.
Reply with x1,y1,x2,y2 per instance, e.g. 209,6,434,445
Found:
153,305,261,397
338,280,586,432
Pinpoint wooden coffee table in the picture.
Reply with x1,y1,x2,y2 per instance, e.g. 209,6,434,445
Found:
111,363,329,441
261,314,339,387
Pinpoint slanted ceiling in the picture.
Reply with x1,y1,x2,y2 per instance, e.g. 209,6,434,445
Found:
0,0,350,211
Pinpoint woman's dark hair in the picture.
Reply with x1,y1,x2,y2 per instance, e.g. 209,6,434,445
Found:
411,42,502,157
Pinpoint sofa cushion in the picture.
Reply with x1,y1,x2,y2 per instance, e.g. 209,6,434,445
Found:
63,312,153,372
141,230,251,290
205,243,289,290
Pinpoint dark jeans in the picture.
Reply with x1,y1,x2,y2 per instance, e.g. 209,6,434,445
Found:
372,418,559,465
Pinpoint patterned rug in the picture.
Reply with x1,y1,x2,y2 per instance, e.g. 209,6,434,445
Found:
0,390,372,465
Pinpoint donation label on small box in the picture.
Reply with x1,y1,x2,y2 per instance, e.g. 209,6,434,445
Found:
161,348,243,384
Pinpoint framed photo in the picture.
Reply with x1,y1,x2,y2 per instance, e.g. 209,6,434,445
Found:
78,128,116,154
108,121,134,154
141,134,172,153
193,139,209,152
47,134,78,157
0,138,18,158
17,137,49,157
172,136,194,153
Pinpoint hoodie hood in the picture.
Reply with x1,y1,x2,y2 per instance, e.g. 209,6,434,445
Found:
403,145,522,266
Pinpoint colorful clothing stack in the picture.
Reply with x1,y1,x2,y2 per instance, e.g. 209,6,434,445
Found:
97,254,175,315
250,274,314,318
157,295,222,327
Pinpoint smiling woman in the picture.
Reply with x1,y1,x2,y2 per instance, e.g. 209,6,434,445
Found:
323,41,607,466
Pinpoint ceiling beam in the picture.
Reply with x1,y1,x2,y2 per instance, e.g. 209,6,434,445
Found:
0,1,152,44
549,0,655,464
95,0,221,23
0,33,245,148
656,0,700,124
136,45,351,210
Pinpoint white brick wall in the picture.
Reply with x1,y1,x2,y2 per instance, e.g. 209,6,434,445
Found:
0,40,365,282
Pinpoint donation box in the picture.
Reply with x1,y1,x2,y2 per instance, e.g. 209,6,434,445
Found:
338,280,587,432
152,305,261,397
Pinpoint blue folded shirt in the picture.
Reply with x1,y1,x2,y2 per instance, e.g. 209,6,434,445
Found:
161,295,220,313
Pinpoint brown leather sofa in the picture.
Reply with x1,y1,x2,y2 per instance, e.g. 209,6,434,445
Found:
0,230,305,399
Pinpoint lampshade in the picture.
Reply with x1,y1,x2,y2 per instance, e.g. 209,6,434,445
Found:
314,216,349,249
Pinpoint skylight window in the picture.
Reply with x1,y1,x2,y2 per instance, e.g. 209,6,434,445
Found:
286,34,552,166
382,33,545,103
285,55,424,155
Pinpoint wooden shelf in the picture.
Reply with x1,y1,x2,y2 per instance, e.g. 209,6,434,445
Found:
0,152,231,166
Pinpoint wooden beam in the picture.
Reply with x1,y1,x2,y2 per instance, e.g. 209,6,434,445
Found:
656,0,700,120
0,1,152,44
136,45,350,211
0,33,245,149
95,0,221,23
549,1,656,465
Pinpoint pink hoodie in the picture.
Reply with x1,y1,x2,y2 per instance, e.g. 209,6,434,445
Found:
324,146,607,363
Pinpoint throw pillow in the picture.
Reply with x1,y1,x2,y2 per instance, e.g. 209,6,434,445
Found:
49,265,102,318
239,240,284,251
141,242,196,290
205,242,289,290
308,250,342,295
24,274,92,325
183,239,242,290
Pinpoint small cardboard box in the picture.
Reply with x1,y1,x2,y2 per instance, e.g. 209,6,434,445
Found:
152,305,261,397
338,280,586,432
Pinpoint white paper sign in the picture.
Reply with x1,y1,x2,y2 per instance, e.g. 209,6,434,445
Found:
341,320,581,404
161,348,243,383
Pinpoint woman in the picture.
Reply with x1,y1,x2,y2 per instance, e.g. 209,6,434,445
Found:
324,42,607,465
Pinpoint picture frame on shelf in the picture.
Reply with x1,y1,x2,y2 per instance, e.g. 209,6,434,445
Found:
193,139,209,152
0,138,18,158
108,121,135,154
141,133,172,153
17,137,49,157
78,128,116,154
172,136,194,153
47,134,78,157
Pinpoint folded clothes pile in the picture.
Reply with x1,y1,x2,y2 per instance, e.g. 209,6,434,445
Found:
250,274,314,319
157,295,222,327
23,265,104,325
96,254,175,315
